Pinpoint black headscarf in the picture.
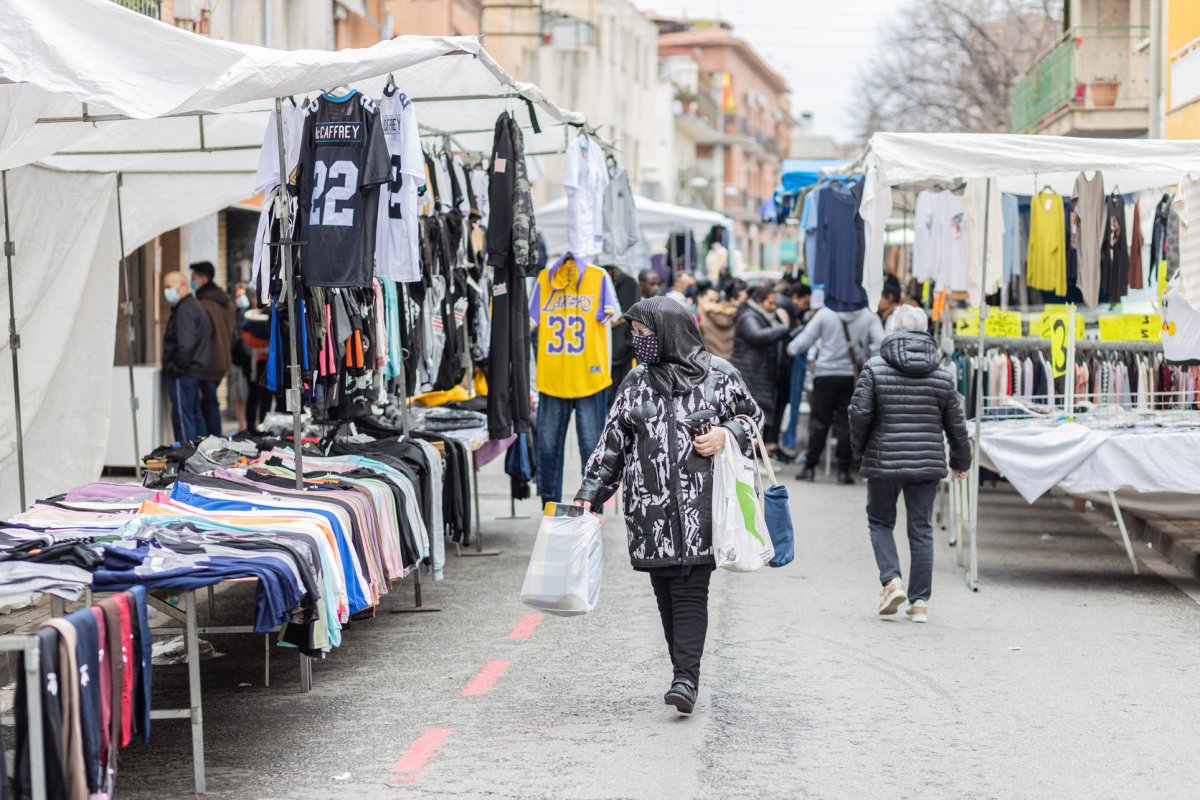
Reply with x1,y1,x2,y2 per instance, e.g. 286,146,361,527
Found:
624,296,712,396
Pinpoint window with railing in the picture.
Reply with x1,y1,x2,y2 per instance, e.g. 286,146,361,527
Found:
1011,26,1150,133
111,0,162,18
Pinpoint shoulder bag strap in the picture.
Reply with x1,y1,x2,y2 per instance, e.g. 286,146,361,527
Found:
734,413,779,488
839,317,862,381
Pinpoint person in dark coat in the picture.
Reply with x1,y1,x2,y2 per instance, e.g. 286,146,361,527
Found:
848,305,971,623
191,261,237,436
730,285,790,447
161,270,212,443
575,297,762,716
607,265,640,398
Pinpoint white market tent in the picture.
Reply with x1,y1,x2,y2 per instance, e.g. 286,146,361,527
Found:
859,131,1200,195
853,131,1200,590
0,0,592,515
536,194,733,264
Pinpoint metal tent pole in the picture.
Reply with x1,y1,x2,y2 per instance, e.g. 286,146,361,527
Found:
115,174,143,478
272,98,305,490
967,177,992,592
1,170,26,511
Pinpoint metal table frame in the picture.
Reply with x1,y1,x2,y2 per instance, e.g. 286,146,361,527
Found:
0,633,46,800
50,582,314,795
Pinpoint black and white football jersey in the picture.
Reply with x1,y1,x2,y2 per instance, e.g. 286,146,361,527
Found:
295,90,390,288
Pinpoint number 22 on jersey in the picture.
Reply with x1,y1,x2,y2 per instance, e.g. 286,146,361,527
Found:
310,159,359,227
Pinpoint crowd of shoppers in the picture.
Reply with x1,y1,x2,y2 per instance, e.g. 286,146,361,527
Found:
654,267,937,490
161,262,277,444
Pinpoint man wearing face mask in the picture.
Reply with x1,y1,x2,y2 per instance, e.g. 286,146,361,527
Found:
161,270,212,443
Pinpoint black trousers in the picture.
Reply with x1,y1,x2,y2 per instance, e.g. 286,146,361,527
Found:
650,565,714,686
805,375,856,470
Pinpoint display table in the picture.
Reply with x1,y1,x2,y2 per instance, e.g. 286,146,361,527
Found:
975,420,1200,575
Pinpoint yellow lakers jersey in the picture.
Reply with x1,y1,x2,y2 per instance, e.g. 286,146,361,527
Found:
530,257,619,398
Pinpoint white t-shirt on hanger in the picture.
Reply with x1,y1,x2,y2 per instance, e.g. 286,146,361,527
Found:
375,88,427,283
252,100,305,302
563,132,609,259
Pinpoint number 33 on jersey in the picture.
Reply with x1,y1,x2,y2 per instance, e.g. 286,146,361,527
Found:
295,90,390,288
530,256,620,399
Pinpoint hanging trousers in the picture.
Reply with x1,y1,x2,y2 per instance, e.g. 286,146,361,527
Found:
805,375,856,470
649,564,714,686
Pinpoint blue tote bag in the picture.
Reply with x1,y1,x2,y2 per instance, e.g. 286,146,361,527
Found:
737,415,795,568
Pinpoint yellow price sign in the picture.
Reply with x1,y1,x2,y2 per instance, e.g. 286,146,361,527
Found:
954,306,1020,337
984,310,1022,337
1036,310,1085,339
1100,314,1161,342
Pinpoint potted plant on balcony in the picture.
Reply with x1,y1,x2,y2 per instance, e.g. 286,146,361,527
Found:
1089,76,1120,108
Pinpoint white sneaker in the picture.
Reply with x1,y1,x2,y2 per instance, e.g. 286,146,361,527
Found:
907,600,928,623
878,578,907,615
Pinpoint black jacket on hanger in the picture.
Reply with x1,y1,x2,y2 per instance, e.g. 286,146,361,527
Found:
484,112,534,440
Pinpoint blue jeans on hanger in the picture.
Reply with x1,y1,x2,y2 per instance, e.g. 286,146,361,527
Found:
167,374,207,443
782,353,808,452
536,389,608,505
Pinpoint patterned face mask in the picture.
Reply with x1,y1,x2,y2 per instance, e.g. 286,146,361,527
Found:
633,332,661,364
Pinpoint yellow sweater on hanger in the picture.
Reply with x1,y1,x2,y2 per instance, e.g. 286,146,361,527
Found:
1027,190,1067,296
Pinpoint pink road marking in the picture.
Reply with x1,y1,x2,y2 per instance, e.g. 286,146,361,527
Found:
460,659,511,697
508,613,544,641
388,727,452,786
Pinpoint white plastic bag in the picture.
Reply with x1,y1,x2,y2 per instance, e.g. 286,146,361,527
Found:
520,503,604,616
711,427,774,572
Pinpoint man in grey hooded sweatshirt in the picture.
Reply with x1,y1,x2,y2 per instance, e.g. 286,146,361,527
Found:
847,305,971,623
786,304,884,483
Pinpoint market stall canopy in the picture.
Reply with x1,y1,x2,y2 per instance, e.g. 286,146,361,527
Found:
860,132,1200,195
536,194,732,257
0,0,586,176
779,159,850,193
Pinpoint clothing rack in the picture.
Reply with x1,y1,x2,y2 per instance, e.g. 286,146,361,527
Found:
0,633,47,800
951,335,1164,352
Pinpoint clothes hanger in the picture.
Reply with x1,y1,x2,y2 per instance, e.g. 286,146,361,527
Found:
384,73,397,95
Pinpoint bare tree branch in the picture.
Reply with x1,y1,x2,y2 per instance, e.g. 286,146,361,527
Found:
854,0,1063,139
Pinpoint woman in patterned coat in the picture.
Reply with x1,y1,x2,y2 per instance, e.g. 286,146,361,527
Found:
575,296,762,715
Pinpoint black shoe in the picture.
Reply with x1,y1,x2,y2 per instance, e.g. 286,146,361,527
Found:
664,679,697,715
837,469,854,485
767,448,791,464
797,466,816,482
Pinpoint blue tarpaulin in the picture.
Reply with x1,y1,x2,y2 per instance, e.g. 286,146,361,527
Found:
779,159,849,193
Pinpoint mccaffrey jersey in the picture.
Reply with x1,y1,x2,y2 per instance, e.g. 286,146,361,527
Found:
529,256,619,399
295,91,390,288
374,87,427,284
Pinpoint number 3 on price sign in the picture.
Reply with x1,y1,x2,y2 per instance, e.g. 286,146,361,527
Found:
1050,317,1069,379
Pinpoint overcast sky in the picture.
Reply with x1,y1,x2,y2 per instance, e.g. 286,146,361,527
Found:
638,0,901,143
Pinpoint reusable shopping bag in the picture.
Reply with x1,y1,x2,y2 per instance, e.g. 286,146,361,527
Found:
736,414,795,568
520,503,604,616
711,428,774,572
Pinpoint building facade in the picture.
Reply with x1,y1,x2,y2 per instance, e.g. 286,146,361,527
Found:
1011,0,1152,136
655,20,792,270
1165,0,1200,138
483,0,663,213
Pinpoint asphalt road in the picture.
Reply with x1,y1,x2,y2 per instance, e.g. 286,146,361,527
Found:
115,455,1200,799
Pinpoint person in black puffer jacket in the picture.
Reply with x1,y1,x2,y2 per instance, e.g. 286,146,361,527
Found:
848,305,970,624
730,286,790,446
575,296,762,716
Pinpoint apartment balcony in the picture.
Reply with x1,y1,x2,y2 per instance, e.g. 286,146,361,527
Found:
111,0,162,18
674,87,724,145
1011,26,1150,137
